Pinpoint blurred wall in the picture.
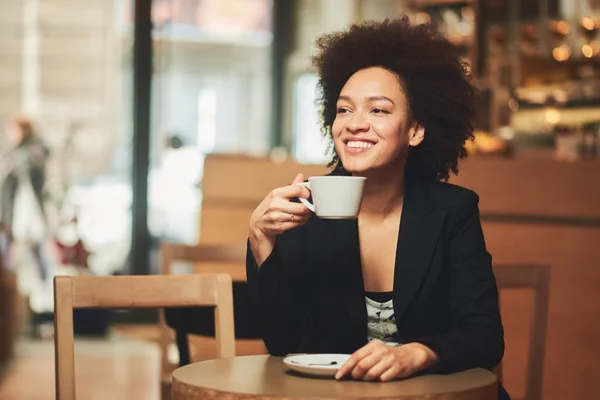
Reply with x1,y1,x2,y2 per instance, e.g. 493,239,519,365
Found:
0,0,273,189
0,0,119,190
0,1,24,133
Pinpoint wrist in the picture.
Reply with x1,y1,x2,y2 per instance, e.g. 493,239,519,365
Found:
405,342,439,370
249,225,271,243
248,224,276,268
248,220,275,250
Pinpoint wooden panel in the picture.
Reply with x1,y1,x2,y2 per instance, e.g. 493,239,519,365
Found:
188,336,266,362
165,243,246,264
202,154,329,203
200,155,600,244
451,158,600,219
483,222,600,400
70,275,219,309
192,262,247,282
201,155,600,220
200,206,254,243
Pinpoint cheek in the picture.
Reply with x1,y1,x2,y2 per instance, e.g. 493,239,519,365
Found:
331,118,343,138
373,120,405,142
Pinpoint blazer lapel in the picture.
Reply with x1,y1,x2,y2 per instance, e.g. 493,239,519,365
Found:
393,181,446,324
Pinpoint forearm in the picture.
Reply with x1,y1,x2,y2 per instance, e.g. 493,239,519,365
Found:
413,322,504,373
248,228,275,267
246,240,312,355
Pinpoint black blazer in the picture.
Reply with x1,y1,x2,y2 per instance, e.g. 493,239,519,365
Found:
246,175,507,397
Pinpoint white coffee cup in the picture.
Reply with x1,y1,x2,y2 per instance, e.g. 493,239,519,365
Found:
297,176,366,219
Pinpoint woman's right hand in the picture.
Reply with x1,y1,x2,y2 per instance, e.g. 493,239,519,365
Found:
249,173,311,266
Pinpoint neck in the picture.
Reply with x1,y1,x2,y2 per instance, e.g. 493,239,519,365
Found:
354,166,406,218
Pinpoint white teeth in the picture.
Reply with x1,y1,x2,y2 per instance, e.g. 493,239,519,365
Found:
347,141,374,149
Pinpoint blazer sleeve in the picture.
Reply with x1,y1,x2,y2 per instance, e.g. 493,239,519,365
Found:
413,192,505,372
246,229,314,356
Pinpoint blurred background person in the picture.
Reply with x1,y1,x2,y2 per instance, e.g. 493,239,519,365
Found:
0,116,50,284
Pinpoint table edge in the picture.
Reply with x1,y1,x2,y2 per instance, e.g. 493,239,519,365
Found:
171,355,498,400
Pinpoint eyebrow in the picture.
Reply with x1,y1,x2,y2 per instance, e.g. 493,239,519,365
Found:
338,95,395,104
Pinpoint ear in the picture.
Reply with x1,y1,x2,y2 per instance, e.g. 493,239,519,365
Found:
408,123,425,147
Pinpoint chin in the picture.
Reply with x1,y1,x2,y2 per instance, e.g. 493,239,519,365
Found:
341,156,402,176
339,159,377,173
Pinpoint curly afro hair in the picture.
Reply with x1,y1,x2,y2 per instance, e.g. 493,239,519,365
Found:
312,16,476,182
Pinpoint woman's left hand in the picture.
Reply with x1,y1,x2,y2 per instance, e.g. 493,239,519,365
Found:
335,342,439,382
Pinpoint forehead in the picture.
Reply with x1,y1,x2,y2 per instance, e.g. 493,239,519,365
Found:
339,67,405,100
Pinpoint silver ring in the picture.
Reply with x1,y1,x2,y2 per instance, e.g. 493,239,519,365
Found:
290,213,295,222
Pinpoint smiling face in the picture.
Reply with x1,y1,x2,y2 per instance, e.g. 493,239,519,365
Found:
332,67,424,175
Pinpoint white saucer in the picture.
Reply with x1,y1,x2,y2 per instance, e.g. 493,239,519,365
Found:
283,354,351,377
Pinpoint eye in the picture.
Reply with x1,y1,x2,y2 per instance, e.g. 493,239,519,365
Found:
372,108,390,114
337,107,350,114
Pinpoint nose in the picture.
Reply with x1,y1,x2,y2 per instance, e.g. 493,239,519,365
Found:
347,112,369,133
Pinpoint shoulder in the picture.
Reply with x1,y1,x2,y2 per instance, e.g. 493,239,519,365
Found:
416,181,485,241
424,181,480,216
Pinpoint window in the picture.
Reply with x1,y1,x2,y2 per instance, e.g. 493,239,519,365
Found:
293,73,330,164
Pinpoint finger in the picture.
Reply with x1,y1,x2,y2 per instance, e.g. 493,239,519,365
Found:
279,212,311,223
271,199,312,216
261,212,310,235
335,342,380,379
290,173,310,199
273,213,311,227
265,210,308,224
380,364,403,382
291,173,305,185
363,355,396,381
351,352,383,380
335,356,358,380
271,184,309,200
262,221,308,236
295,184,311,199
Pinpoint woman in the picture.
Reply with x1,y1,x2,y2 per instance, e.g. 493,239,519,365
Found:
246,17,508,399
0,116,50,281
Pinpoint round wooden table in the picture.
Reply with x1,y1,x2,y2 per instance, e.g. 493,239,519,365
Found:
172,355,498,400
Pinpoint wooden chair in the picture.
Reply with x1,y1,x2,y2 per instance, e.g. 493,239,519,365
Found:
161,242,247,278
53,274,235,400
159,242,261,399
493,264,551,400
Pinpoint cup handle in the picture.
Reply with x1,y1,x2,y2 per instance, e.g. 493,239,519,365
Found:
296,182,315,212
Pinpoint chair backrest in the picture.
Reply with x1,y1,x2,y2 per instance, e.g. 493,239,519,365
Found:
161,242,247,274
493,264,551,400
53,274,235,400
159,242,247,373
